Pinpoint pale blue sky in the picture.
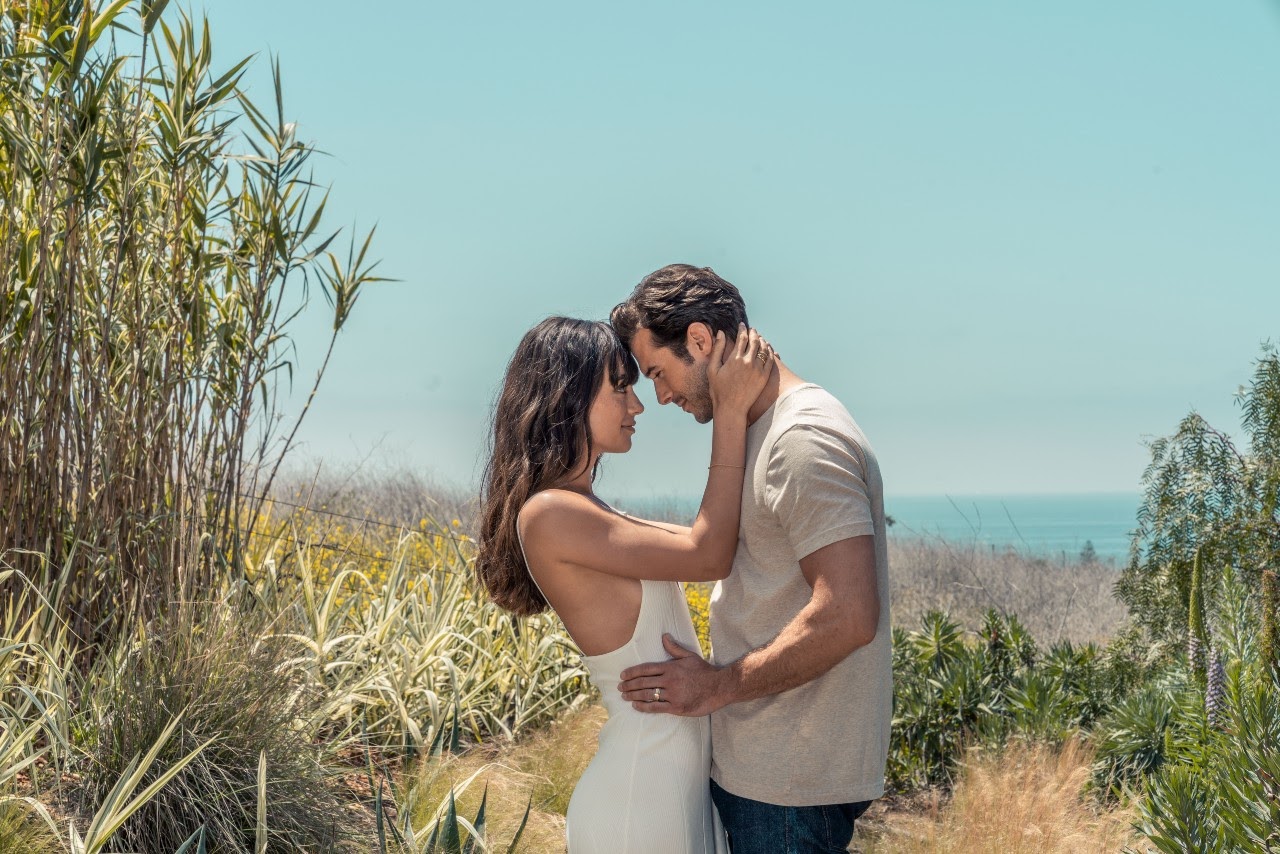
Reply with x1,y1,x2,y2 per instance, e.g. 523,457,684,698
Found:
201,1,1280,500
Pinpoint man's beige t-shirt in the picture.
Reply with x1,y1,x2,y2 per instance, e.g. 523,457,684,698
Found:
709,383,891,807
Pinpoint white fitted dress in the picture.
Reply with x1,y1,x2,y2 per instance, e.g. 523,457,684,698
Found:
516,524,728,854
561,578,727,853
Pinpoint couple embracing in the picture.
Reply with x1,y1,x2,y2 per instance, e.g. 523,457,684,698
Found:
476,265,891,854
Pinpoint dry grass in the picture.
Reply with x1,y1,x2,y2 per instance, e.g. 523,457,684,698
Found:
405,705,607,851
861,740,1140,853
889,537,1128,645
272,464,479,535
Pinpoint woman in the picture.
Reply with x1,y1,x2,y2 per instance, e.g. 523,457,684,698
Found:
476,316,771,853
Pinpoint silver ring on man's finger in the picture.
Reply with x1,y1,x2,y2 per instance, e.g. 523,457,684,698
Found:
653,688,662,702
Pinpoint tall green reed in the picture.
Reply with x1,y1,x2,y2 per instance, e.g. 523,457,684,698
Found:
0,5,578,848
0,0,381,647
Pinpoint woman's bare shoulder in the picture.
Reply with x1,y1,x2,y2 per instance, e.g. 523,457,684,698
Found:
518,489,606,543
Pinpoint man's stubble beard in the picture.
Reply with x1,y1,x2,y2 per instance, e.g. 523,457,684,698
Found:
688,359,713,424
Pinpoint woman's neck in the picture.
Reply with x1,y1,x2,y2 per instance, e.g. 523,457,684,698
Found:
556,454,600,495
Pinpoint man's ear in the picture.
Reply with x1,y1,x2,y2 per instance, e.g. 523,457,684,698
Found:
685,322,714,358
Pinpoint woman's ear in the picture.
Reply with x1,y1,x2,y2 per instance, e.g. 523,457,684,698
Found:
685,322,714,358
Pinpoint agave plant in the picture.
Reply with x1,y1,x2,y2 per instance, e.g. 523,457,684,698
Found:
377,778,532,854
910,610,967,673
262,526,589,754
1090,683,1190,798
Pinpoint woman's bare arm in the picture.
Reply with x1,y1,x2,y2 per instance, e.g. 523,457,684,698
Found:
521,328,766,582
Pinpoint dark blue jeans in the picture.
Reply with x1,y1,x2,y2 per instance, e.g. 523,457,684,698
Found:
711,780,871,854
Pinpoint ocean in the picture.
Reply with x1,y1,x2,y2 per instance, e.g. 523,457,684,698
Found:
885,493,1142,563
611,493,1143,564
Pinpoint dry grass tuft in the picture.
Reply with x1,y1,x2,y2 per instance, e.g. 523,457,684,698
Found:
0,797,59,854
863,739,1139,853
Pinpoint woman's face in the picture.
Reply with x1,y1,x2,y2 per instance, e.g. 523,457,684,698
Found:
587,369,644,456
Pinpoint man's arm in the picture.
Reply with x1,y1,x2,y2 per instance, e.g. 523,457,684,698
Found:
617,534,880,715
720,534,879,701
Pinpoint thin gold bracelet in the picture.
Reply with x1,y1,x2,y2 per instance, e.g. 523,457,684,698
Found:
708,463,746,470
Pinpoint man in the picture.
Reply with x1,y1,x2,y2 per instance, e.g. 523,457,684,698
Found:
610,264,891,854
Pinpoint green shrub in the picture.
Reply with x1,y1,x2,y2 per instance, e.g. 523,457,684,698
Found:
909,610,967,672
1041,641,1110,728
1135,668,1280,853
888,610,1117,791
1006,671,1078,743
1138,764,1217,854
1089,681,1195,797
892,613,985,788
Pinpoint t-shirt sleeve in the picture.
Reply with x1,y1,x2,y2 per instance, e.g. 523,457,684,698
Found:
763,422,875,562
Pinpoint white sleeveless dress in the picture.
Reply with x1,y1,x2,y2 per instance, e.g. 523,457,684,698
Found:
518,526,727,852
561,579,728,853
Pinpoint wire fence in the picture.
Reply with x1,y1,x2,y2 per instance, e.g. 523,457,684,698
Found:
241,492,476,577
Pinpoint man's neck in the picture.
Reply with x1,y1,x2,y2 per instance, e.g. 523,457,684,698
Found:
746,361,805,426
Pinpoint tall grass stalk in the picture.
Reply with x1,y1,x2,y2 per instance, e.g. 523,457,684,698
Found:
0,0,380,647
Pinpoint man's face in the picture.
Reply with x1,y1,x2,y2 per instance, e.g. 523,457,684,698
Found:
630,327,713,423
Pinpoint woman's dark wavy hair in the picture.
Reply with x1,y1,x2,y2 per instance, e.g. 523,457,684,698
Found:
476,317,639,616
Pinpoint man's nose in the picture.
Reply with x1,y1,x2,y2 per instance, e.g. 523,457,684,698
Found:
654,382,674,405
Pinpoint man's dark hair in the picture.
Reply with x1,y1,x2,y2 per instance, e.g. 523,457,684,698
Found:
610,264,749,362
